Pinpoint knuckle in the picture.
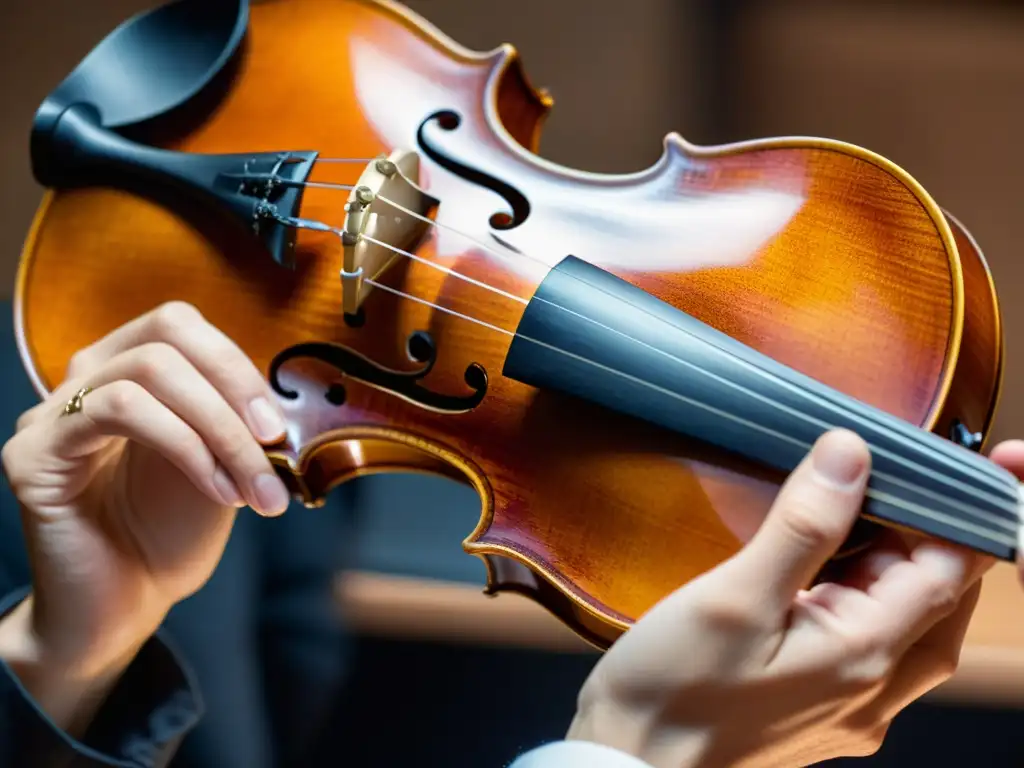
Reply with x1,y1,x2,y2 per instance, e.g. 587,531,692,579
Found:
66,349,96,378
213,431,249,464
843,627,885,658
218,430,266,472
834,631,894,684
778,499,836,550
1,435,27,487
922,574,960,618
195,409,261,465
149,301,203,338
206,345,257,392
130,342,181,382
172,430,210,469
100,380,148,421
15,405,42,433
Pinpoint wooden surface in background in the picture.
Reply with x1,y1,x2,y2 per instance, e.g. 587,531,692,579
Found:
337,563,1024,706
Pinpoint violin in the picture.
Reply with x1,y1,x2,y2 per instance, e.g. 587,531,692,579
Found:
15,0,1015,649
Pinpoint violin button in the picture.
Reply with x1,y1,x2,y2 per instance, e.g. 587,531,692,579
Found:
949,419,983,452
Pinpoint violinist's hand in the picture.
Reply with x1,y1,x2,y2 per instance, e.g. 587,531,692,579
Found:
0,302,291,733
568,429,1003,768
997,440,1024,586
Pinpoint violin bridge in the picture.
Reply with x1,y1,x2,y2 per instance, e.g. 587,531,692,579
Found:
340,149,439,315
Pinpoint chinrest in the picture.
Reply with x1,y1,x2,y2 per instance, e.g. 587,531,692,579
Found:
38,0,249,129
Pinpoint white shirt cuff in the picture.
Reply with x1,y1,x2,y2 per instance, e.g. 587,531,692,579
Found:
509,741,653,767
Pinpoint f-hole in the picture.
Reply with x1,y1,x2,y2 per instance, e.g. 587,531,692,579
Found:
416,109,531,230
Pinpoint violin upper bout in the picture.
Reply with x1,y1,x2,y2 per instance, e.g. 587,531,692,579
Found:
361,0,554,152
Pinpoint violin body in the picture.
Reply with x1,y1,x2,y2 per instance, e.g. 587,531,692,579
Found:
15,0,1005,648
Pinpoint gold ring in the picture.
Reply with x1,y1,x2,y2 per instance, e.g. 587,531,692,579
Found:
62,386,93,417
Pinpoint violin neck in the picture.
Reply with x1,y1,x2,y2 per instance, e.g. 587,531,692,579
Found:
502,256,1020,560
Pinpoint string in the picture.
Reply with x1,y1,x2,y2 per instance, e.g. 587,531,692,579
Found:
361,221,1018,521
365,193,1016,501
366,260,1019,540
360,234,527,305
315,157,380,164
276,160,1020,536
283,167,1017,505
365,275,1017,550
287,169,1021,532
304,181,354,191
366,277,514,337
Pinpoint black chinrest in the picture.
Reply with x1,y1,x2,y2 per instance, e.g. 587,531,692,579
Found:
44,0,249,128
27,0,320,270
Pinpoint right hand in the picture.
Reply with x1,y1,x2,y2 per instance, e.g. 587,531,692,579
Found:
1,302,292,679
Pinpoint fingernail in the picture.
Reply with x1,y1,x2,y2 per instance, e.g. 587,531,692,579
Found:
253,473,290,516
212,466,245,508
813,430,869,487
247,398,286,443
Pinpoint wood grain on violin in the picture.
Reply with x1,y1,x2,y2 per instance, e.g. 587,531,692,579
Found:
15,0,1013,649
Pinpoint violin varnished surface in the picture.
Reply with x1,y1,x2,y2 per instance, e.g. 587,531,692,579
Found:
16,0,1002,647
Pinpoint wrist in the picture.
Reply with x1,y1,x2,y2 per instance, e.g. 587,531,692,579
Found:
0,593,149,736
28,584,166,679
567,694,715,768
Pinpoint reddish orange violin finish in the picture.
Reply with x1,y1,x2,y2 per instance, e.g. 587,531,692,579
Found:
14,0,1004,648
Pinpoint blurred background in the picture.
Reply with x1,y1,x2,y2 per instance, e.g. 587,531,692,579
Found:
4,0,1024,765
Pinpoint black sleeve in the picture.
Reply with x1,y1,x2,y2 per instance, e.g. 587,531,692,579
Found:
0,588,204,768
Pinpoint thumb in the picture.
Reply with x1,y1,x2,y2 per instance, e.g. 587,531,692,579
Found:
731,429,871,611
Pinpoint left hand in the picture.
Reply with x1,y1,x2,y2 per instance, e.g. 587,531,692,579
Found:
1000,440,1024,587
568,430,1010,768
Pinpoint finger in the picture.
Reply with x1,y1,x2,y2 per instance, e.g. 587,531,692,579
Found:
782,542,988,680
61,343,290,517
986,441,1024,588
988,439,1024,478
822,530,993,595
730,429,871,611
857,579,983,723
860,541,981,658
14,399,49,432
8,380,245,511
59,302,286,444
813,529,908,593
